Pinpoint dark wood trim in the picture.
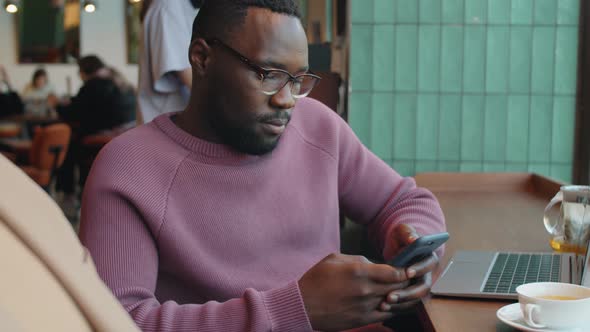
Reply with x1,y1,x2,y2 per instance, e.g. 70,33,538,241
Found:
574,0,590,185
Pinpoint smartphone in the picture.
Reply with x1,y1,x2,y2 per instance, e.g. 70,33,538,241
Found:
388,232,450,268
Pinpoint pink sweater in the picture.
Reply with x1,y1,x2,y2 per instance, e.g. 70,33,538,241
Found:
79,97,445,332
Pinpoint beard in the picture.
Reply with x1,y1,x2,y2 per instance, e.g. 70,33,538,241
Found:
207,103,291,156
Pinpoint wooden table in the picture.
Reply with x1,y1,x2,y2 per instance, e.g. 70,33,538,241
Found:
414,173,564,332
0,113,59,124
0,122,21,138
1,113,61,139
0,138,32,153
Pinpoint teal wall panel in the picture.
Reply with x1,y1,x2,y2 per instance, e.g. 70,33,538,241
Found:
442,0,465,24
348,0,578,183
511,0,533,24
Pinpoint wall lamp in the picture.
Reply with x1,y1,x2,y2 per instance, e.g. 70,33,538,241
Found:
4,0,18,14
83,0,96,13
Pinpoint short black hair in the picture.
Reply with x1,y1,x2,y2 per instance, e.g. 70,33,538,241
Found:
32,68,47,83
77,55,105,75
191,0,301,42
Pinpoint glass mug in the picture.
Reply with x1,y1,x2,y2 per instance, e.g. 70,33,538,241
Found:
543,185,590,254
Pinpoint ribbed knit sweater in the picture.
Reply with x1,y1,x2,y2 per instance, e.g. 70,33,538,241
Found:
79,97,446,332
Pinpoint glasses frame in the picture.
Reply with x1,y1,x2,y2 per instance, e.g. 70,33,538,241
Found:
206,38,321,98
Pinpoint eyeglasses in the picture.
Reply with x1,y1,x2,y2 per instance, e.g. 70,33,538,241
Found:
207,38,321,99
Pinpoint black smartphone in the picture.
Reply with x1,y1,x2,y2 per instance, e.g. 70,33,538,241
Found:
387,232,450,268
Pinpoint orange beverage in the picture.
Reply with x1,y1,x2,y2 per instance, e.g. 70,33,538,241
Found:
549,237,588,255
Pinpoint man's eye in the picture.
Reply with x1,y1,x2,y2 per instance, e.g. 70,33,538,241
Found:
265,72,283,81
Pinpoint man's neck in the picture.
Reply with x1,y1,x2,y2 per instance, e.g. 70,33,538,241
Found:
174,101,222,144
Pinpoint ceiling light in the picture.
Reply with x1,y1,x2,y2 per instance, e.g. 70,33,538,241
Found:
83,0,96,13
4,0,18,13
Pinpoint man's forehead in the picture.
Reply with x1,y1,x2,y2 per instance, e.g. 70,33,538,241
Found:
235,7,308,69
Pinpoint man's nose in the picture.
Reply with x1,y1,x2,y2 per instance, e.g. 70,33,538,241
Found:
269,81,296,110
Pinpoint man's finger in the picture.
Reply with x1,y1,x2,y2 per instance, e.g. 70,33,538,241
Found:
387,299,422,313
384,275,432,304
366,263,410,284
406,253,439,278
363,311,395,326
371,280,412,298
394,224,419,243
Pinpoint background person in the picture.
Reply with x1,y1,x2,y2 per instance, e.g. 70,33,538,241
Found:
136,0,203,124
0,65,24,118
21,68,56,116
55,55,136,219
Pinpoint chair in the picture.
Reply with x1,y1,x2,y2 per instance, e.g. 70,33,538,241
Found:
77,122,135,188
20,123,71,190
78,133,114,187
308,71,342,115
0,154,140,331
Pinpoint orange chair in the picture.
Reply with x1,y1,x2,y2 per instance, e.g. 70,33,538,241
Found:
20,123,71,190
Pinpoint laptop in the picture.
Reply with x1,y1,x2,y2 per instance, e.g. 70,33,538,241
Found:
431,240,590,300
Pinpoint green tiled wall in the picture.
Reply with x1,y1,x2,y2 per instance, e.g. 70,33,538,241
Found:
349,0,579,183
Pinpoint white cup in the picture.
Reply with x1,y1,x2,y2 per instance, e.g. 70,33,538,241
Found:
516,282,590,329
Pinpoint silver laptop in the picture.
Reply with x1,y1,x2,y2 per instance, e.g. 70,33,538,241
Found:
431,240,590,300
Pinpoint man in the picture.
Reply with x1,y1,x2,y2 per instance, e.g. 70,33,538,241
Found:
137,0,203,124
56,55,136,218
57,55,136,138
0,65,24,118
80,1,446,331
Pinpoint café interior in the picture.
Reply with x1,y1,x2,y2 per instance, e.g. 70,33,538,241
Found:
1,0,590,331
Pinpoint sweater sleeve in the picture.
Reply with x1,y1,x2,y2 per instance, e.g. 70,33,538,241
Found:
79,148,312,332
336,118,446,260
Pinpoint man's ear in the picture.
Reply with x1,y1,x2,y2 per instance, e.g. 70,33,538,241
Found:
189,38,211,75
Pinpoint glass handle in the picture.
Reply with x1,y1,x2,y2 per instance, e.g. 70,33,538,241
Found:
544,192,563,235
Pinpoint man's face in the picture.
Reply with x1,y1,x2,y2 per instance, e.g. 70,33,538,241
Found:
204,8,308,155
79,71,88,82
34,75,47,89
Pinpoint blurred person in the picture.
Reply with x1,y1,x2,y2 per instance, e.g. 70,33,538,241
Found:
136,0,203,124
0,65,24,118
55,55,136,218
21,68,56,116
105,67,137,132
80,1,446,331
57,56,136,137
0,65,24,155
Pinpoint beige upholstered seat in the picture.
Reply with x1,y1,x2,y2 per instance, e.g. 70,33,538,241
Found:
0,154,139,331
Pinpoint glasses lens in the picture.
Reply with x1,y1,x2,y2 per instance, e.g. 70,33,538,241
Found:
260,71,319,99
260,71,289,95
291,75,319,98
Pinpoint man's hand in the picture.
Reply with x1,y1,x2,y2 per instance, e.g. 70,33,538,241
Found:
379,224,440,312
298,253,411,331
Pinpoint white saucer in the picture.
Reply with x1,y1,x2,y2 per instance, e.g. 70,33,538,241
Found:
496,303,585,332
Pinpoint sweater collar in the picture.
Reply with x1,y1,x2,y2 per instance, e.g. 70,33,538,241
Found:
154,112,264,164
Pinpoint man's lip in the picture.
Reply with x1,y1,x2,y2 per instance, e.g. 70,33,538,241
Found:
262,119,288,126
260,121,286,135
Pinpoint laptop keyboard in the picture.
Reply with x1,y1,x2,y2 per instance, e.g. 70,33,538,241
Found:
482,253,561,294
